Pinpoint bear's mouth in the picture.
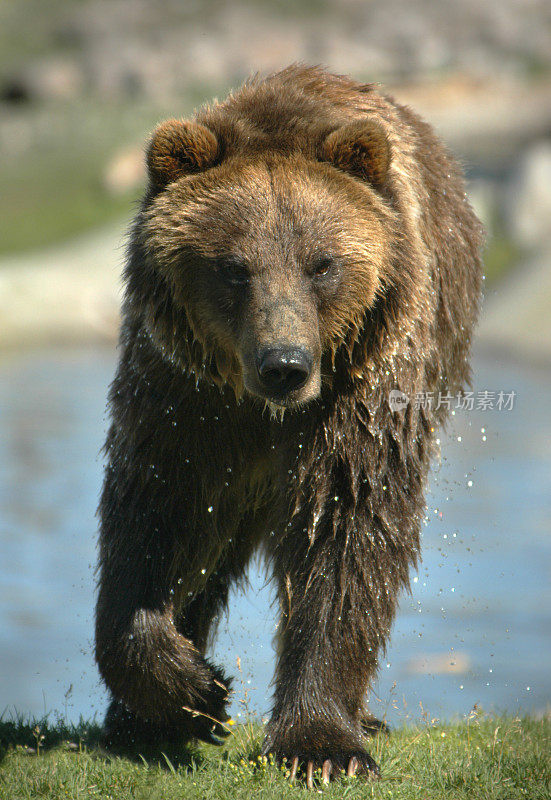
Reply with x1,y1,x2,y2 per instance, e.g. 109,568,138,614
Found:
264,398,292,420
264,392,305,411
243,370,322,413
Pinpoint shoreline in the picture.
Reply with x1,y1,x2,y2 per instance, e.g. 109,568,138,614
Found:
0,223,124,351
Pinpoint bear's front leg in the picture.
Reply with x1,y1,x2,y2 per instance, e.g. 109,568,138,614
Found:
95,464,231,747
264,509,404,785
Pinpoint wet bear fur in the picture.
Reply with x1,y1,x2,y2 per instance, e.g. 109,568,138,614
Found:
95,65,483,776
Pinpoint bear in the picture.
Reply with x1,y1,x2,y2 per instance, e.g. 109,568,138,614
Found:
95,64,483,784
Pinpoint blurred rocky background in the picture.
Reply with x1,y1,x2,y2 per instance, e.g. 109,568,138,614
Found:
1,0,551,358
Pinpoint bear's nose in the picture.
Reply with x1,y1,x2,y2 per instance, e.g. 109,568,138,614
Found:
257,347,312,396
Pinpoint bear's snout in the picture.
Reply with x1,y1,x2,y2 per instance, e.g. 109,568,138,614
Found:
256,346,312,397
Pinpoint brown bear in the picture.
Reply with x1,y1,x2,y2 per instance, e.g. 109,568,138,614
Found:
95,64,483,783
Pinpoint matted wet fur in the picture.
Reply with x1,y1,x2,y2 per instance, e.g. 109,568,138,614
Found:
95,65,483,780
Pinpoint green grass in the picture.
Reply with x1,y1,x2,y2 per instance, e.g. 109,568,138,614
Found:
1,101,139,255
2,134,135,255
482,232,521,287
0,88,227,256
1,712,549,799
0,102,157,255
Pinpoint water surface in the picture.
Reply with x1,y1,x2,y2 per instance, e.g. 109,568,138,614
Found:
0,345,549,726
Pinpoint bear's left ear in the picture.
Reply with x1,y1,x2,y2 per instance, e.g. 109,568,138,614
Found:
319,120,391,193
147,119,220,188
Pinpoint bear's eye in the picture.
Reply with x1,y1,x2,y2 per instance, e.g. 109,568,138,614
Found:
312,255,334,279
219,258,250,286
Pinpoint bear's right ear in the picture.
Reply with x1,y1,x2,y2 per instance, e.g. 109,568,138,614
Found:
146,119,220,187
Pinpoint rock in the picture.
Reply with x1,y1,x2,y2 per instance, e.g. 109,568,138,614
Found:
506,140,551,248
0,77,32,104
24,58,84,102
103,146,145,196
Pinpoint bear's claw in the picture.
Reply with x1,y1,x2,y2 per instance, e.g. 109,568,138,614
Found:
286,751,379,788
183,661,233,745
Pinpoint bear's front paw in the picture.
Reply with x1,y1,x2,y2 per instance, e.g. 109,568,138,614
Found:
183,661,232,745
263,720,380,788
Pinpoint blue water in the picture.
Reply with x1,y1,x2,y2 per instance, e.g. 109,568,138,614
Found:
0,345,549,727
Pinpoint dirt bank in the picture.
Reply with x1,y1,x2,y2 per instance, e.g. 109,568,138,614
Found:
0,224,123,349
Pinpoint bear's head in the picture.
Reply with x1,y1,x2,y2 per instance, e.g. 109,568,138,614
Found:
137,117,401,409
